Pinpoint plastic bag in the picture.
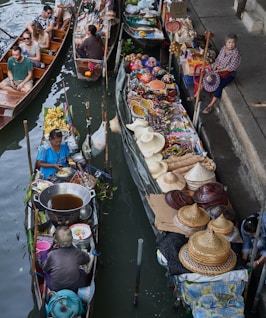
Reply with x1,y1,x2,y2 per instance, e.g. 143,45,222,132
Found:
91,121,107,157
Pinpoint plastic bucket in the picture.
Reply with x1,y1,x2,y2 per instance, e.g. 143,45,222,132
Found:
36,241,51,262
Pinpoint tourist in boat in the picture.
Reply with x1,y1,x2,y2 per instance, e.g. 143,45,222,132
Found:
76,24,104,59
0,45,33,92
54,0,76,31
241,212,266,268
43,226,91,292
19,31,45,68
202,33,241,114
27,5,55,39
32,22,50,51
36,128,75,179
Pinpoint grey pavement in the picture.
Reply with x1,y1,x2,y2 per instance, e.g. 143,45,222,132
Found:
179,0,266,316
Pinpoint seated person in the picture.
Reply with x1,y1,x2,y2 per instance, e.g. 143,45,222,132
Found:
19,31,44,68
54,0,76,31
0,45,33,92
32,22,50,51
43,226,91,292
76,24,104,59
27,5,55,39
36,128,74,179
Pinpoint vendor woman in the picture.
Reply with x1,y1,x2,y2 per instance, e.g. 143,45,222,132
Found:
36,128,74,179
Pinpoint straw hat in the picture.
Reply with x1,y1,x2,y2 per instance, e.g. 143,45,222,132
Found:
208,213,234,235
179,229,237,275
156,171,186,193
202,71,221,92
126,118,149,132
176,203,210,228
184,162,216,191
136,131,165,157
145,153,163,164
54,226,73,247
134,125,154,139
147,160,168,179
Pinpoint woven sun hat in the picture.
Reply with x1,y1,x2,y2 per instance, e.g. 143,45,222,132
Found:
202,71,221,92
184,162,216,191
179,229,237,276
134,125,154,139
126,118,149,132
156,171,186,193
147,160,168,179
145,153,163,164
176,203,210,228
136,131,165,157
54,226,73,247
208,213,234,235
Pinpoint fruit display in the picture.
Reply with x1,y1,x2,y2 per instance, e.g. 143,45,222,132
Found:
43,106,68,135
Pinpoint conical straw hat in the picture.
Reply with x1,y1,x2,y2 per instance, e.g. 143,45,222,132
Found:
208,213,234,235
156,171,186,193
184,162,216,182
147,160,168,179
177,203,210,228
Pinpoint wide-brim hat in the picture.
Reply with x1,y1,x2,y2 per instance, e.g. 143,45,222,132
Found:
179,229,237,276
147,160,168,179
208,213,234,235
126,118,149,132
134,125,154,139
145,153,163,164
165,190,194,210
176,203,210,228
202,71,220,92
137,131,165,157
156,171,186,193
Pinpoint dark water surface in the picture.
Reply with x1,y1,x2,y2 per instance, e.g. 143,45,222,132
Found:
0,1,180,317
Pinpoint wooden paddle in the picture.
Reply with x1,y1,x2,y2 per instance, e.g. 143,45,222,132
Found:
114,22,124,75
23,120,33,175
103,21,110,91
192,31,214,127
0,27,16,38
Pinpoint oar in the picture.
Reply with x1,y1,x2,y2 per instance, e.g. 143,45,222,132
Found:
0,27,16,38
39,277,47,318
133,238,144,306
192,31,213,127
103,21,110,91
23,120,33,175
114,22,124,75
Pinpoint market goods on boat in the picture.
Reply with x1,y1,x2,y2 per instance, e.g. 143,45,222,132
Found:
0,26,70,130
115,55,247,317
72,0,121,81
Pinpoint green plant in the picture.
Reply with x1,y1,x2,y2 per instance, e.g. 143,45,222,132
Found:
121,38,143,57
95,178,118,201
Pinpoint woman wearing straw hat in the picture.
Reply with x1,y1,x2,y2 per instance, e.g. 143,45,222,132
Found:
202,34,241,114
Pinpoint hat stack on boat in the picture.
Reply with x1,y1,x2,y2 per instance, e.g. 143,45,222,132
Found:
207,213,234,236
173,203,210,236
165,190,194,210
179,228,237,275
136,130,165,157
184,162,216,191
156,171,186,193
147,160,168,179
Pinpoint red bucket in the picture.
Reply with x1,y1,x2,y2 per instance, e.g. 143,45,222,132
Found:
36,241,51,262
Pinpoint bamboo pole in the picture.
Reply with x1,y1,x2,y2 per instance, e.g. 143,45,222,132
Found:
103,21,110,91
23,120,33,175
133,238,144,306
192,31,213,127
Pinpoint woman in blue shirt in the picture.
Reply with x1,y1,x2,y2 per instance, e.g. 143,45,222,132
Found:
36,128,74,179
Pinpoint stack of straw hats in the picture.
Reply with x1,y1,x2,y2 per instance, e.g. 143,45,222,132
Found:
136,131,165,157
179,228,237,276
184,162,216,191
147,160,168,179
156,171,186,193
208,213,234,236
173,203,210,236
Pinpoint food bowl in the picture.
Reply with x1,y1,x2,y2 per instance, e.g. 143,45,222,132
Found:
55,167,75,179
131,104,148,118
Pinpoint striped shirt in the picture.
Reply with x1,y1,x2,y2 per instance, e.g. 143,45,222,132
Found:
214,46,241,72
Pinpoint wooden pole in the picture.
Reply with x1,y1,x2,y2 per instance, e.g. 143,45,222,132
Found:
0,27,16,38
192,31,212,126
103,21,110,91
23,120,33,176
114,22,124,75
133,238,144,306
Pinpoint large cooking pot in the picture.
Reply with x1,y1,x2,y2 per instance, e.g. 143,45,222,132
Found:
36,183,95,226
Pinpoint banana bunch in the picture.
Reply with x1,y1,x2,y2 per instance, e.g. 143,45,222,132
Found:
44,106,68,134
169,41,181,57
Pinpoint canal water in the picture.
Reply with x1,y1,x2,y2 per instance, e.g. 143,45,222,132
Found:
0,1,182,317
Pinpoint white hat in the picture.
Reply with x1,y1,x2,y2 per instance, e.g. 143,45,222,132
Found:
134,125,154,139
136,131,165,157
147,160,168,179
156,171,186,193
145,153,163,164
126,118,149,132
184,162,216,191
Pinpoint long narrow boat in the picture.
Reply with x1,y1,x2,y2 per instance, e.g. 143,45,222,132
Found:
72,0,121,81
122,0,165,49
115,56,248,316
0,26,70,130
24,104,113,317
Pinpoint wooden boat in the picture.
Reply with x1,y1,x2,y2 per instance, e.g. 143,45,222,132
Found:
122,0,165,50
24,103,113,317
0,26,70,130
72,0,121,81
115,56,248,316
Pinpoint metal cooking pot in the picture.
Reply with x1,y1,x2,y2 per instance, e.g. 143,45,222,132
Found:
36,183,95,226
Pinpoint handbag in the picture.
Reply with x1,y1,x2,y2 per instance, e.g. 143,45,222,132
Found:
219,71,232,78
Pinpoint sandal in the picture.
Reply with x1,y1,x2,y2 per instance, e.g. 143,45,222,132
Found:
202,106,213,114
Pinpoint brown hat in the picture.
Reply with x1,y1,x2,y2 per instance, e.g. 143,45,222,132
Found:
156,171,186,193
177,203,210,228
179,229,237,276
165,190,194,210
208,213,234,235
